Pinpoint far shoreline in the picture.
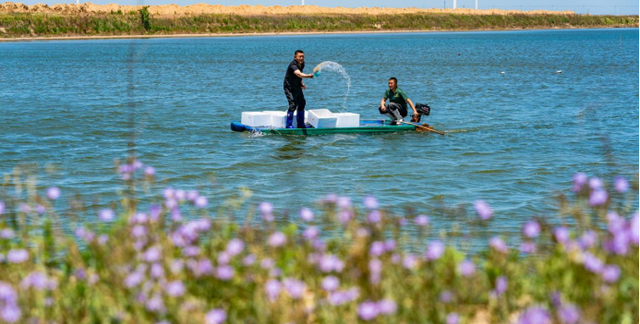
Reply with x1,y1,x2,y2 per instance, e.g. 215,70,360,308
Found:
0,26,636,43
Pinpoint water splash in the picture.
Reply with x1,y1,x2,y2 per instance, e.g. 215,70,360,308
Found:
313,61,351,112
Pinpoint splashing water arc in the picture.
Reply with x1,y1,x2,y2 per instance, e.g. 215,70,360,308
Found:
313,61,351,112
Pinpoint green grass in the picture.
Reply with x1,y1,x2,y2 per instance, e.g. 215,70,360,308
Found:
0,12,637,38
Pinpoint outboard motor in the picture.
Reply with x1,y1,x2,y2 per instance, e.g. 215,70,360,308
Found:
411,103,431,123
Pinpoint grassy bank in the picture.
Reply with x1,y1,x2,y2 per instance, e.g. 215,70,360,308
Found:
0,12,637,38
0,158,637,323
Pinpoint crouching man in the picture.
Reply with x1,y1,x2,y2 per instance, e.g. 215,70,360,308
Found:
379,77,418,125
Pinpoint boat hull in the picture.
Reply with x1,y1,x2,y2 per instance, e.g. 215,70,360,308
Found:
230,120,416,135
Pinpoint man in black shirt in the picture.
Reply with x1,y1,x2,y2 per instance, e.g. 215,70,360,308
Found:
284,50,314,128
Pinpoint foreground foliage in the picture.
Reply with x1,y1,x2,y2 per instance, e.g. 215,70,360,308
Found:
0,12,637,38
0,159,637,323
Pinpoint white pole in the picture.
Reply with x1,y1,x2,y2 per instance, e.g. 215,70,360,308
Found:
302,0,304,5
475,0,477,9
453,0,456,9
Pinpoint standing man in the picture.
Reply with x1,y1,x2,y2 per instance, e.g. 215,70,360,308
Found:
284,50,314,128
379,77,418,125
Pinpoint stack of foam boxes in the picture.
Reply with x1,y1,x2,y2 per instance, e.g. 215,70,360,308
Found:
308,109,359,128
241,110,359,129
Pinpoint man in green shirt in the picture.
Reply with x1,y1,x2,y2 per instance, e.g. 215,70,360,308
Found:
379,77,418,125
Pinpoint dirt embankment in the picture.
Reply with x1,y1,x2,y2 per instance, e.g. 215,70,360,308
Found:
0,2,576,18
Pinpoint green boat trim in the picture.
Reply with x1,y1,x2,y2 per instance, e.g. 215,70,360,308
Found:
230,120,417,136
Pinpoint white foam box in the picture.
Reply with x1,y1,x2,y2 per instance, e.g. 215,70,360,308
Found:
241,112,272,127
262,111,287,128
334,113,360,128
307,109,337,128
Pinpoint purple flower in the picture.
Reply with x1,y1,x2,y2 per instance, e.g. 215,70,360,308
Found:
446,313,460,324
205,308,227,324
260,258,274,269
150,263,164,278
588,177,603,190
439,290,454,303
321,276,339,292
259,202,273,215
572,173,588,191
131,225,147,238
415,215,430,226
337,196,352,209
328,288,359,306
518,306,551,324
495,276,508,295
1,305,21,323
523,220,540,238
520,241,536,254
7,249,28,264
217,252,230,265
0,283,17,303
473,200,493,220
300,208,314,221
268,232,287,247
319,254,344,273
144,166,155,176
303,226,319,241
165,281,185,297
384,239,396,252
614,176,629,193
145,295,165,313
337,210,353,224
489,237,508,253
144,246,162,263
369,241,385,256
194,196,208,208
601,265,620,283
0,229,13,239
582,252,604,273
196,259,215,276
0,202,4,215
589,190,608,206
264,279,281,301
558,304,580,324
46,187,61,200
226,238,244,256
579,231,598,248
363,196,378,210
425,241,445,260
357,301,379,321
367,210,382,223
215,265,234,281
554,227,570,243
458,260,475,277
283,278,305,299
21,272,48,290
377,299,397,315
124,272,144,288
163,188,176,200
242,254,256,266
402,254,418,269
369,259,382,274
98,208,115,222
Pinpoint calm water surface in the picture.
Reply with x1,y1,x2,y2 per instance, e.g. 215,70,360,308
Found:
1,29,638,241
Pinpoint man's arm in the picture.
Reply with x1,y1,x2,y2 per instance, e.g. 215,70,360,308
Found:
294,70,314,79
380,98,387,111
406,98,418,115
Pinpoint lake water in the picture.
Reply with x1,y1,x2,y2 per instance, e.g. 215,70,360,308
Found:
1,29,638,240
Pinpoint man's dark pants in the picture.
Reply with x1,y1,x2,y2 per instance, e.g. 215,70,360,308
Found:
284,87,306,128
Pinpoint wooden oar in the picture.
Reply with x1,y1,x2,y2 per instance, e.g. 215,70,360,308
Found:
400,121,445,135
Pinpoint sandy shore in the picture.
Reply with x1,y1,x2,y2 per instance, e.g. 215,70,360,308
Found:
2,26,617,43
0,2,575,17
